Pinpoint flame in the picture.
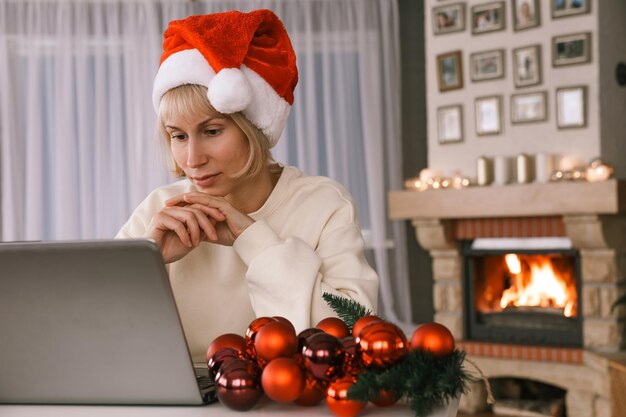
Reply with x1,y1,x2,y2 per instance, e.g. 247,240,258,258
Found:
504,254,521,274
500,254,577,317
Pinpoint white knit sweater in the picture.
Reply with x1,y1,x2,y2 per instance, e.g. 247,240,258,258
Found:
116,165,379,362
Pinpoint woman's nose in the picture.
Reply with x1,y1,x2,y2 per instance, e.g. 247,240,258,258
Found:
186,137,208,168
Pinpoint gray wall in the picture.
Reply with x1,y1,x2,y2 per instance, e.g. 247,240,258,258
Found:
599,1,626,168
399,0,433,323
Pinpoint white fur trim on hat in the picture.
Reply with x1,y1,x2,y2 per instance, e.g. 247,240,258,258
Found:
208,68,252,114
240,65,291,147
152,49,215,112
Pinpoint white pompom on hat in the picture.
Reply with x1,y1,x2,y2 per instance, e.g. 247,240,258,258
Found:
152,9,298,147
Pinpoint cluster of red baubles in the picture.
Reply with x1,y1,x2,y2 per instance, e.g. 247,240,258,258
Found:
206,315,455,417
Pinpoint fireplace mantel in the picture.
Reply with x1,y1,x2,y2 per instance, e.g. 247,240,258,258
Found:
389,179,626,417
388,179,626,220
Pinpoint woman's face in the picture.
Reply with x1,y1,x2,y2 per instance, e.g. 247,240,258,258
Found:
165,108,250,196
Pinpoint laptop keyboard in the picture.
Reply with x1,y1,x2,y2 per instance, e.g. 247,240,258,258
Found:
195,368,217,404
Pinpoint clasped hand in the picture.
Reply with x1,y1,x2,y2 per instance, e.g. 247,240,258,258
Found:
146,192,254,263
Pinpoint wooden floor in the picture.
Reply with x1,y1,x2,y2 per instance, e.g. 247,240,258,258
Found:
458,412,494,417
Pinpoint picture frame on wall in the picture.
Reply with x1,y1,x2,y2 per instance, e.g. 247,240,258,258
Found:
437,105,464,144
471,2,506,35
475,95,502,135
511,91,548,124
433,3,466,35
552,32,591,67
437,50,464,92
556,86,587,129
552,0,590,19
513,45,542,88
513,0,540,31
470,49,505,82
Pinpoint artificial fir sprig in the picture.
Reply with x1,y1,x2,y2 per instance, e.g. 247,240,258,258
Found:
348,350,470,417
322,292,375,330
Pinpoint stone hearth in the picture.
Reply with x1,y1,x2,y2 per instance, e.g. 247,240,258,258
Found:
388,180,626,417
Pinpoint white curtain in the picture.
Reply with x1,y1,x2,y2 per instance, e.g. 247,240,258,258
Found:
0,0,412,325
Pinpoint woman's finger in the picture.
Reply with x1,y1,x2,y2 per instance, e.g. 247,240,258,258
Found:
186,203,226,222
160,207,199,245
152,211,193,247
165,194,229,220
164,194,188,207
190,206,219,241
165,192,214,207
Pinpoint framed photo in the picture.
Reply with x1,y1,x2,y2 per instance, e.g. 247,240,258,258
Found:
475,95,502,135
433,3,466,35
556,86,587,129
470,49,505,82
513,0,540,31
513,45,542,88
552,32,591,67
437,105,463,143
511,91,548,124
437,50,464,92
552,0,590,19
471,2,506,35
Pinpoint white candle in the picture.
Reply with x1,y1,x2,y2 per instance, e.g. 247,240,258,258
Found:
476,156,492,186
516,153,532,183
493,156,510,185
535,153,554,183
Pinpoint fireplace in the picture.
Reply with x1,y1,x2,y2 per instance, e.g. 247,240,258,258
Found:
388,180,626,417
463,240,582,347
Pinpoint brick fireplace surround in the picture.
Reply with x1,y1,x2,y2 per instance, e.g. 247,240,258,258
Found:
389,180,626,417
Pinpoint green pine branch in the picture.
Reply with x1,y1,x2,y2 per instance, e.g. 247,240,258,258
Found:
348,350,471,417
322,292,376,330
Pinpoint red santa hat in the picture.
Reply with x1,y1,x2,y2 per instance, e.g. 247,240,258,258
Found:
152,9,298,147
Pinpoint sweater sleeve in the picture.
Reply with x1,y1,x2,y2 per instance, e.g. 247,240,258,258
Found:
232,205,379,333
115,182,186,239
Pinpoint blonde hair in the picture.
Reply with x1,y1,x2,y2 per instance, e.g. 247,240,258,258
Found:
157,84,272,180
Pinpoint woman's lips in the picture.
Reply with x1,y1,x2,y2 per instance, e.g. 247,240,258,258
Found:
192,173,220,188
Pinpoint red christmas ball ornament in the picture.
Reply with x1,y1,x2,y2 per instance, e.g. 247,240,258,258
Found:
245,316,277,359
215,358,263,411
351,315,381,338
341,336,364,376
294,374,328,406
301,332,344,380
254,321,298,362
261,357,305,403
326,375,367,417
410,322,455,358
357,321,409,368
272,316,296,334
371,389,398,407
207,347,243,381
297,327,324,353
206,333,246,364
245,317,277,348
316,317,350,339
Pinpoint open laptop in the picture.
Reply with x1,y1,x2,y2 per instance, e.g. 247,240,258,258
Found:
0,239,216,405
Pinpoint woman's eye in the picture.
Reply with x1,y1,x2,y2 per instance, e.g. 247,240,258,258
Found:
205,128,221,136
171,134,187,142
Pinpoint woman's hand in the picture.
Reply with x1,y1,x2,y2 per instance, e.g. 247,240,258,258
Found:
146,202,224,264
165,192,255,247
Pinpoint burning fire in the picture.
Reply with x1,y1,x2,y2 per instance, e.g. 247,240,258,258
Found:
500,254,576,317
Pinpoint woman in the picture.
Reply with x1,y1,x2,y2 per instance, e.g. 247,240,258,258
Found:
116,9,379,363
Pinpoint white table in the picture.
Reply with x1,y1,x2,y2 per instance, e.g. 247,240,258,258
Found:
0,396,460,417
